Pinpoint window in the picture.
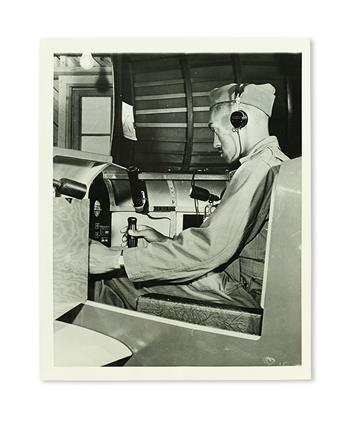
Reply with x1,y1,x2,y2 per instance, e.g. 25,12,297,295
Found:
71,88,113,155
55,74,113,155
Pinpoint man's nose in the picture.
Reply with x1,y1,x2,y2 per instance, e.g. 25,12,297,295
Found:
213,133,221,149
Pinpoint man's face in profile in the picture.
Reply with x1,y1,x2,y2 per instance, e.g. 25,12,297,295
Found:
209,104,241,164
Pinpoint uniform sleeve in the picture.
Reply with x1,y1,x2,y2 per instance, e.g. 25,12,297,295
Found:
123,158,275,283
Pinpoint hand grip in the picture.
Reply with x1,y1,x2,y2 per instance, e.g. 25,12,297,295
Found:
53,178,87,199
127,217,138,248
127,166,145,212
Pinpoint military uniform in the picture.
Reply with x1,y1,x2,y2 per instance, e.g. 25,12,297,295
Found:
94,136,289,310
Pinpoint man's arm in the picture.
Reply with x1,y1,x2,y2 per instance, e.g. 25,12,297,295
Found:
88,240,122,274
123,159,275,283
88,227,170,274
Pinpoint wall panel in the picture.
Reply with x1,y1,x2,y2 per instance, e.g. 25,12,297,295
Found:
53,53,301,172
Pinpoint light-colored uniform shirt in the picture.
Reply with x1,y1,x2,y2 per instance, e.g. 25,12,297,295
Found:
123,136,289,305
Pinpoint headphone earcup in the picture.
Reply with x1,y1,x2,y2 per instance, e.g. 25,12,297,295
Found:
230,110,248,129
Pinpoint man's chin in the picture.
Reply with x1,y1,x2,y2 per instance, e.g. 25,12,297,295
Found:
223,153,239,164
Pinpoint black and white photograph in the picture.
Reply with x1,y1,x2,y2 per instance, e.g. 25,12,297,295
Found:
40,38,310,379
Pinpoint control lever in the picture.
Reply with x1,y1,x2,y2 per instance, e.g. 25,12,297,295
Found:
127,217,138,248
127,166,146,213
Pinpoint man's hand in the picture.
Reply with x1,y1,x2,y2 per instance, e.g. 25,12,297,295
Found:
89,240,121,274
121,225,170,247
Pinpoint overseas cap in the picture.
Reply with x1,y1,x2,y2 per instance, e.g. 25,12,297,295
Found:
209,83,276,117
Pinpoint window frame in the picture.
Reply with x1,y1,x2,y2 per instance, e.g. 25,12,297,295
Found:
57,75,113,150
71,88,113,152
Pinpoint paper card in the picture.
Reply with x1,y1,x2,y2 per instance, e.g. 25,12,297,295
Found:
122,101,137,141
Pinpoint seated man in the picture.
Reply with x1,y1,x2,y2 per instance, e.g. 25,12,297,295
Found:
89,83,289,310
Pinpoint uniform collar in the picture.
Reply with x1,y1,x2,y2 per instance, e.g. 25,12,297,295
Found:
239,136,279,164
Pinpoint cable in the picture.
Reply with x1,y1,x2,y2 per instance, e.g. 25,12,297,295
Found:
194,198,200,215
191,169,197,187
191,169,200,215
146,213,171,221
204,204,208,220
231,127,243,158
237,129,243,157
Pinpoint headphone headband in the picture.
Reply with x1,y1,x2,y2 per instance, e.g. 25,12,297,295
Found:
230,84,248,130
234,83,247,101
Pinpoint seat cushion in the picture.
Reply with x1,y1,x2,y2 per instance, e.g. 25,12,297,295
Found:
136,294,263,335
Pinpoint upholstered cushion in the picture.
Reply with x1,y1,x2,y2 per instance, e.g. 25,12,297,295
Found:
137,294,262,335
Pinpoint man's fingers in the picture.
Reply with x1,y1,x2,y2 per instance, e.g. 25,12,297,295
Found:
120,224,150,234
137,225,150,230
128,228,146,237
128,225,149,233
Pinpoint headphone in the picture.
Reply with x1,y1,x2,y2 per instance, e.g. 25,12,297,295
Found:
230,83,248,131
